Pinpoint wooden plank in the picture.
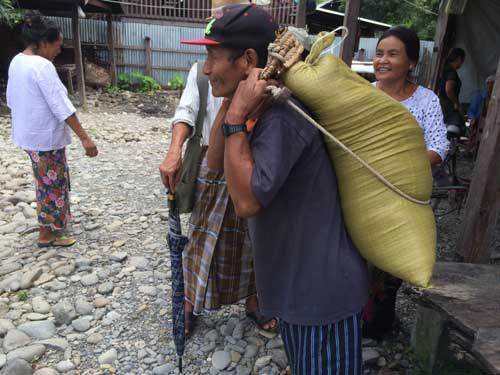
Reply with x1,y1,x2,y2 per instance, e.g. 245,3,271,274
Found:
106,12,117,86
296,0,306,28
144,36,152,76
429,2,449,90
340,0,361,67
72,5,86,106
457,60,500,262
114,62,191,71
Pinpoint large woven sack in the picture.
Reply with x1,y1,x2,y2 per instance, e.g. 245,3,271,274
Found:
281,34,436,287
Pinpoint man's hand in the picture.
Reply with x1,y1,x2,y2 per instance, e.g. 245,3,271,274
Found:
226,69,269,124
160,147,182,192
81,137,98,157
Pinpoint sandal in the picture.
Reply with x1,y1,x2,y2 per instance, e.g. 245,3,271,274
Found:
185,310,197,337
38,236,76,248
246,310,278,333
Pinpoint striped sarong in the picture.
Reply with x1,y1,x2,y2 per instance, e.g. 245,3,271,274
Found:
280,313,362,375
183,155,256,314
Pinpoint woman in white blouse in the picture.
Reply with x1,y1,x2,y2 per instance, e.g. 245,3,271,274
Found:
363,26,449,339
7,14,98,248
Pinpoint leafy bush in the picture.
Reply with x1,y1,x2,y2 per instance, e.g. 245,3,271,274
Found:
0,0,22,27
130,72,162,93
167,74,184,90
104,84,120,94
17,290,28,301
117,73,132,91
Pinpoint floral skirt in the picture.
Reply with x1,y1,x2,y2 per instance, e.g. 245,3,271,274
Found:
26,148,71,233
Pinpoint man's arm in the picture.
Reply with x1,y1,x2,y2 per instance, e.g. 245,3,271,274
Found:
159,122,191,191
223,70,269,218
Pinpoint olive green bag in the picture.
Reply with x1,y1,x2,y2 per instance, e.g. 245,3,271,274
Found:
175,61,208,214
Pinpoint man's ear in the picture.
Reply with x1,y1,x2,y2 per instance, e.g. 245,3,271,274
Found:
243,48,260,74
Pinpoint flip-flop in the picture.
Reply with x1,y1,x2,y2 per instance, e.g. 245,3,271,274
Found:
246,310,278,333
38,236,76,248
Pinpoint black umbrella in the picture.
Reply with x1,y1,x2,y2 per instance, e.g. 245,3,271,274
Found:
167,192,188,372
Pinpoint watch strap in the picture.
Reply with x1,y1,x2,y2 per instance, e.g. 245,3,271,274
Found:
222,123,248,137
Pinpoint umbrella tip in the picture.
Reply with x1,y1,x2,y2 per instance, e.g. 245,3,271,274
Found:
179,357,183,373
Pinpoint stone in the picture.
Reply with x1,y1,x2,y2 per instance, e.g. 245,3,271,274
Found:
110,252,127,262
112,240,126,249
0,354,5,369
6,344,46,362
0,262,22,277
94,297,110,308
52,301,76,325
0,358,33,375
231,351,242,363
33,369,61,375
98,348,118,365
255,355,272,369
266,338,284,349
0,319,15,337
80,273,99,286
55,360,75,373
53,264,75,277
128,256,150,270
24,313,47,321
74,298,94,316
34,338,69,351
106,220,123,231
244,344,258,359
362,348,380,365
71,316,93,332
271,350,288,369
86,332,104,344
97,282,114,295
152,364,175,374
3,329,31,352
236,365,251,375
377,356,387,367
138,285,157,296
20,269,43,289
17,320,56,339
212,350,231,370
232,323,244,340
204,329,220,342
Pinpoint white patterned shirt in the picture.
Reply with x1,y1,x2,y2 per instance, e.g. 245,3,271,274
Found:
7,53,75,152
373,83,449,160
171,63,223,146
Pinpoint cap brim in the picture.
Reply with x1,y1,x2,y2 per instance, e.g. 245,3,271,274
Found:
181,37,221,46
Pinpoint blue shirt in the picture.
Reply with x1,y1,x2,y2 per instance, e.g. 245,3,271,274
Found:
467,89,488,121
248,99,368,326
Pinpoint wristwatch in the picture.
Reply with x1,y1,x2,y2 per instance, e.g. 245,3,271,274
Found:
222,123,247,137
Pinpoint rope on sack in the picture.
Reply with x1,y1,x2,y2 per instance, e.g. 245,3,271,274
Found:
267,87,431,205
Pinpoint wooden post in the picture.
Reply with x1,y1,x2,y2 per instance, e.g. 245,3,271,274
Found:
72,6,86,107
457,60,500,262
296,0,307,28
340,0,362,67
144,36,152,77
429,2,449,90
107,13,117,86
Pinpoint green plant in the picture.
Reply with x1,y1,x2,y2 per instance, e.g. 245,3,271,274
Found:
17,290,28,301
104,84,120,94
117,73,132,90
167,74,184,90
0,0,22,27
130,72,161,93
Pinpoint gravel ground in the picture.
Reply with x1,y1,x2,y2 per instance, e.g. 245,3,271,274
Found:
0,90,497,375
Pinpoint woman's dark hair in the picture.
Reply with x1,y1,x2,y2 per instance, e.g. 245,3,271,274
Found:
22,13,61,47
445,48,466,65
377,26,420,63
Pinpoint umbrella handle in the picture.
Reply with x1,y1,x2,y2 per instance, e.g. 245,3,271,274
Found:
167,190,177,212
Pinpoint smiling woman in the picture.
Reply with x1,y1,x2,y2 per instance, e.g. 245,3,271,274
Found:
365,26,449,340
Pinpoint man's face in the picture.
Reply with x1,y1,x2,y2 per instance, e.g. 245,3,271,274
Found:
203,45,249,98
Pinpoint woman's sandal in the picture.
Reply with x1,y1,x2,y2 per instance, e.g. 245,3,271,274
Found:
38,236,76,248
246,310,278,333
185,310,197,337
